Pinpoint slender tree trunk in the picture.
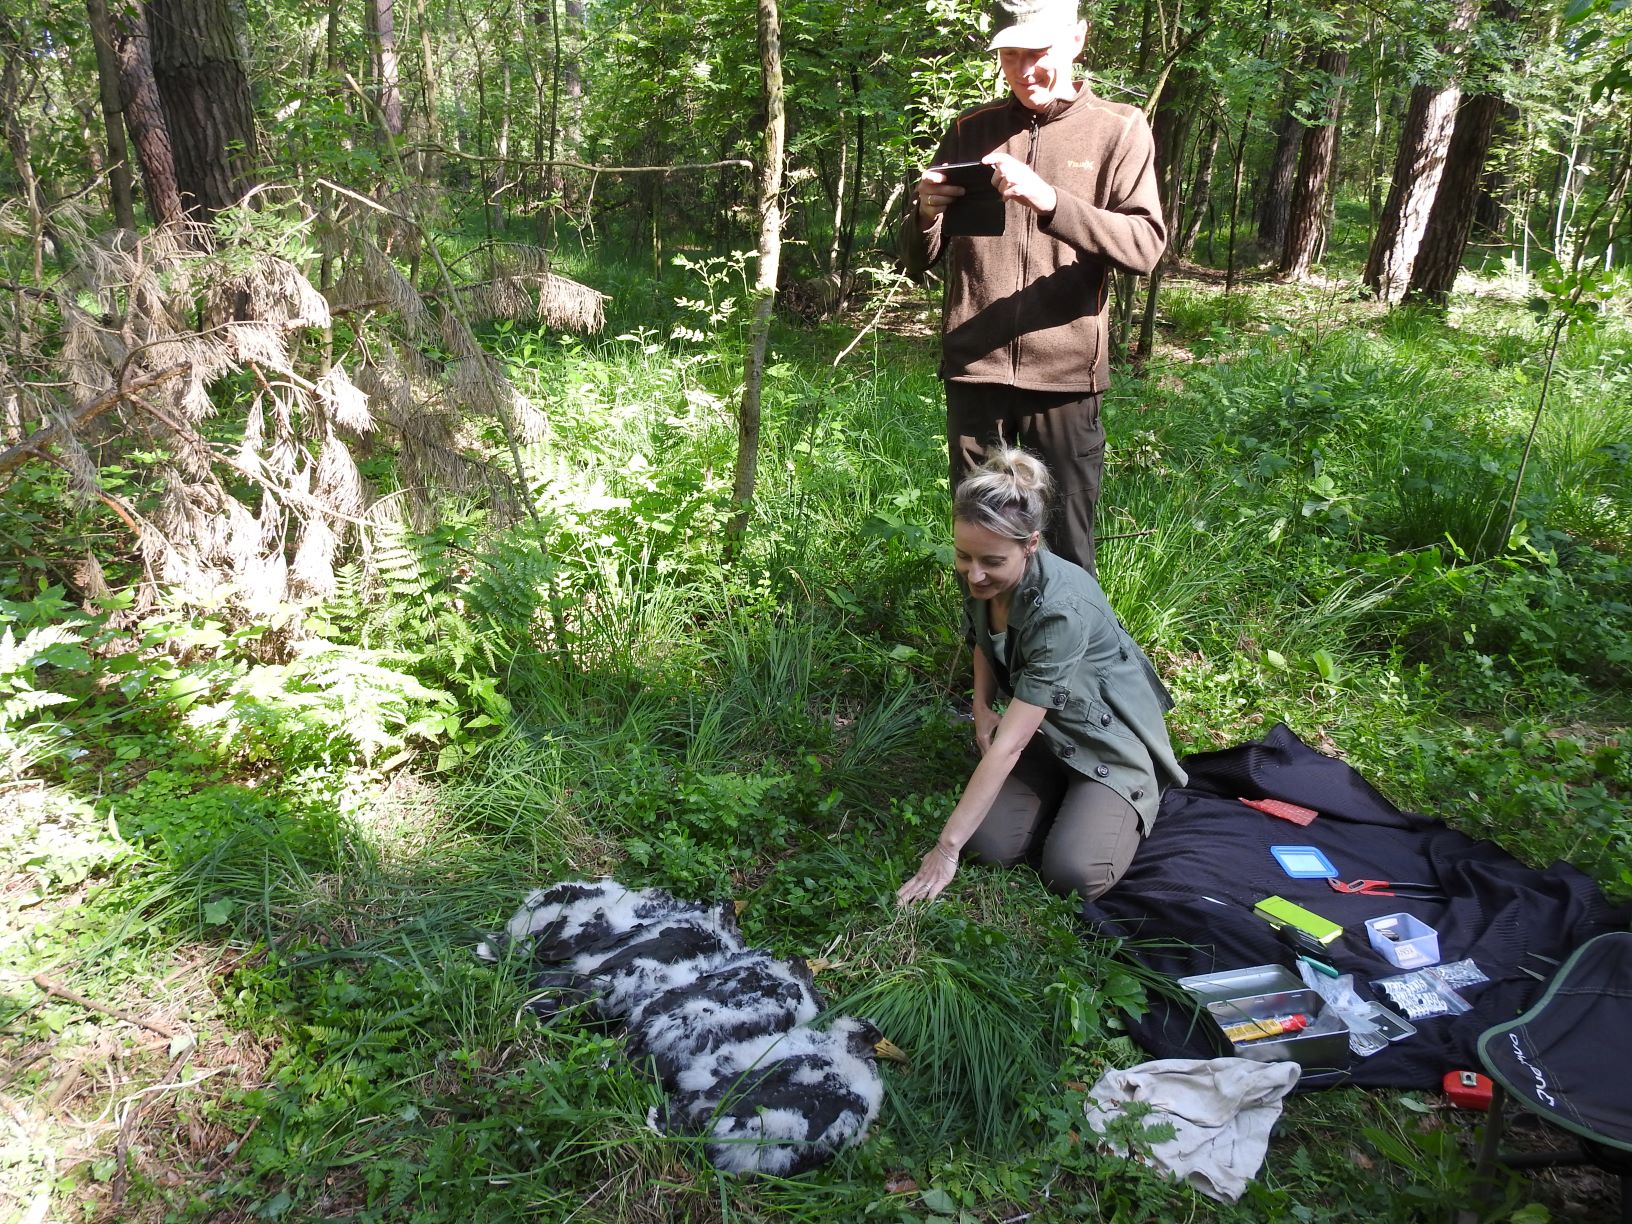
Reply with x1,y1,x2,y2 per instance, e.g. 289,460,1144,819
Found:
1280,48,1347,279
726,0,785,553
1473,101,1519,239
112,2,184,226
1406,91,1506,303
87,0,138,229
411,0,440,178
0,53,48,281
147,0,258,218
1178,120,1219,257
1256,84,1302,252
368,0,405,137
1552,107,1584,259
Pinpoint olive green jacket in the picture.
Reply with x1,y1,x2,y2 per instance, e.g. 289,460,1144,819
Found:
968,549,1186,831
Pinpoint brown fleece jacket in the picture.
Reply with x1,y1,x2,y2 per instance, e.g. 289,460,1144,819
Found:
902,84,1165,393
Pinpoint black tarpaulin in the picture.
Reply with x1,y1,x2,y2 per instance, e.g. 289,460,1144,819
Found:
1478,931,1632,1149
1079,724,1622,1089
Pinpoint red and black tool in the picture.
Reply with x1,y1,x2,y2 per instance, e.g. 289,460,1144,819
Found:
1327,878,1446,900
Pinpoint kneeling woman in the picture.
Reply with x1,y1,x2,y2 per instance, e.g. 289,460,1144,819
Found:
897,449,1186,906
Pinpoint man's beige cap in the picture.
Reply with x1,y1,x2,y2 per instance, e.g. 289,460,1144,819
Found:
988,0,1081,50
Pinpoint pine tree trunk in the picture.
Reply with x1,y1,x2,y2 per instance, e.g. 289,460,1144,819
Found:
1362,82,1462,299
146,0,258,218
1406,91,1505,303
1280,48,1347,279
726,0,785,552
112,3,184,226
1362,0,1478,300
88,0,137,229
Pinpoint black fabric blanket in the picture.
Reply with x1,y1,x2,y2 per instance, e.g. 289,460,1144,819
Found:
1080,724,1622,1089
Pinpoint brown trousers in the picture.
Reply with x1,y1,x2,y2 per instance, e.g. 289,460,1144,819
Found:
945,382,1105,575
963,737,1143,902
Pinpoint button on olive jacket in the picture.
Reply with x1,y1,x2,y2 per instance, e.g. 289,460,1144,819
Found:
967,549,1187,831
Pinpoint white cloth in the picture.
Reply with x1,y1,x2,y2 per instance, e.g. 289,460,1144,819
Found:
1082,1057,1300,1203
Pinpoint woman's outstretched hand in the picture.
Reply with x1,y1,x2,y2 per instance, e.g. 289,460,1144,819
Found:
896,845,959,906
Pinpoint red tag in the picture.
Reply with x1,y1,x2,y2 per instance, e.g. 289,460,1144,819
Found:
1239,797,1319,826
1443,1070,1494,1110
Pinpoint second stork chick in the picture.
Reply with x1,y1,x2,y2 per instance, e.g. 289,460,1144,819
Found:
657,1017,908,1176
623,950,824,1090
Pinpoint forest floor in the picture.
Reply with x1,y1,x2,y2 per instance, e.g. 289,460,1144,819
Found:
2,261,1629,1223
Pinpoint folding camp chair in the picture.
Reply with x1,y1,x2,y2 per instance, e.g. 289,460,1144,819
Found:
1459,931,1632,1223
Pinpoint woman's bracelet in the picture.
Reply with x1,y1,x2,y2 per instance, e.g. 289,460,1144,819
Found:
933,845,958,866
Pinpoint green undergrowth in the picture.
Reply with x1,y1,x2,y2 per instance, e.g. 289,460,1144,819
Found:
3,257,1629,1221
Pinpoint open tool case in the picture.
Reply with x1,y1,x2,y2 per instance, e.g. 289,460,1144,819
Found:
1178,964,1353,1075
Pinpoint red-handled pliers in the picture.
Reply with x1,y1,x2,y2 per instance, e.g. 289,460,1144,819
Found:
1327,878,1445,900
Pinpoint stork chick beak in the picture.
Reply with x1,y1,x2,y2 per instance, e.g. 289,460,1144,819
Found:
872,1038,910,1066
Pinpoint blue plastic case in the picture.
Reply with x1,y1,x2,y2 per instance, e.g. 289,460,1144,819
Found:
1270,844,1338,878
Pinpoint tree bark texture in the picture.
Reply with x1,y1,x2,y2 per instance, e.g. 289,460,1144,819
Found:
112,2,184,226
1255,85,1302,252
1362,0,1478,300
727,0,785,550
146,0,258,218
1280,48,1348,279
1406,90,1505,303
1363,82,1462,299
87,0,138,230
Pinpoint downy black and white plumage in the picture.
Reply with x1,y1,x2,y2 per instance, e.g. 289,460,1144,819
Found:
655,1017,908,1177
475,879,706,963
559,903,746,1020
623,950,825,1089
478,883,906,1175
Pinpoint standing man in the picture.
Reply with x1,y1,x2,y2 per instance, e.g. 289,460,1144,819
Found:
902,0,1165,575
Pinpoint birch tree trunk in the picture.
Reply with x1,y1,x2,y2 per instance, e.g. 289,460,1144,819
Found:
726,0,785,553
368,0,405,137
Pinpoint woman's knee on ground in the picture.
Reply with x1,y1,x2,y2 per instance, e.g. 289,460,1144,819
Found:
961,819,1029,867
1036,781,1143,901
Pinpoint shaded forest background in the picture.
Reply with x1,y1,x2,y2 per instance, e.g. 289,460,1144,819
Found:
1,0,1631,1220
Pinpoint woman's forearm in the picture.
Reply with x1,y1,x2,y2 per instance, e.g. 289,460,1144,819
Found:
936,698,1047,853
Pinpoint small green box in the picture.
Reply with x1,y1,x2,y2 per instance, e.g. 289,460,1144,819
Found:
1254,895,1344,946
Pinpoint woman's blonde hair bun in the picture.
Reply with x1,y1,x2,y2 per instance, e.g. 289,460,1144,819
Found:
953,447,1053,542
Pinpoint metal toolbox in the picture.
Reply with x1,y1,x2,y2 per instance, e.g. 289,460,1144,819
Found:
1177,964,1353,1073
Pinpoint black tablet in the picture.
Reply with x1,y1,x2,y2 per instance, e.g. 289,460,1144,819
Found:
929,160,996,192
928,161,1005,237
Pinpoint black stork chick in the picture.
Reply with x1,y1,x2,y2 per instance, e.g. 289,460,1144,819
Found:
476,879,705,964
656,1017,909,1177
553,903,746,1020
623,950,825,1090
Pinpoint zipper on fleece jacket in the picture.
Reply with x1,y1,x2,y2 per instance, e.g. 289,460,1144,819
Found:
1011,112,1041,381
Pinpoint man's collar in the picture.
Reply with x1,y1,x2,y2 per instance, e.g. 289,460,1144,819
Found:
1010,81,1090,123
